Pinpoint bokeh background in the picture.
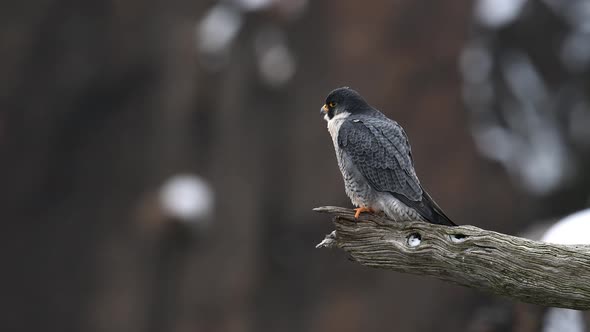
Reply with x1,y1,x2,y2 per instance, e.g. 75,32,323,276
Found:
3,0,590,331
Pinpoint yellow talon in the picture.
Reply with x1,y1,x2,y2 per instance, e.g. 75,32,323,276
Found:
354,207,374,219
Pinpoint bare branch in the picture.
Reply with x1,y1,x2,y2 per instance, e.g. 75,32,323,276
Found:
314,206,590,310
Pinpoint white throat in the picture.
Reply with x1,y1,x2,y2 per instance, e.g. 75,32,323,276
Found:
325,111,351,142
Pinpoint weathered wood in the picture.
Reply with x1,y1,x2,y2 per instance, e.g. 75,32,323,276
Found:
314,206,590,310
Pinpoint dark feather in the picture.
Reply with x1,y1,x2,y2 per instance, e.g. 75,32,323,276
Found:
338,114,456,226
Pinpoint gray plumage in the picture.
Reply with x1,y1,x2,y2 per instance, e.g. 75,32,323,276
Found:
322,87,455,226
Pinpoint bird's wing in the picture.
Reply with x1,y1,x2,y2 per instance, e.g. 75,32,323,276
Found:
338,115,455,225
338,115,422,200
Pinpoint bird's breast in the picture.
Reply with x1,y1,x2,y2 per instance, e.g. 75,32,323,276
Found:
326,112,374,206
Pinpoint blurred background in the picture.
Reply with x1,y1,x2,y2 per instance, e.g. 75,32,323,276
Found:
3,0,590,331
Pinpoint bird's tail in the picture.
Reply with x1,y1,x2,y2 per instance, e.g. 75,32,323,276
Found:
421,190,457,226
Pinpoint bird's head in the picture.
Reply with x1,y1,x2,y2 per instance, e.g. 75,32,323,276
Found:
321,87,370,121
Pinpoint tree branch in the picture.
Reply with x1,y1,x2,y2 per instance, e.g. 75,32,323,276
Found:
314,206,590,310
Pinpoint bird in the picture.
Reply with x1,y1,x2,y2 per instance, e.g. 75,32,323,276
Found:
321,87,456,226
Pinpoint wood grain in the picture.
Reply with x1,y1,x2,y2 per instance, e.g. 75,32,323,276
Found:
315,206,590,310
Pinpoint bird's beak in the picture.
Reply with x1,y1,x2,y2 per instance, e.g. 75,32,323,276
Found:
320,104,329,115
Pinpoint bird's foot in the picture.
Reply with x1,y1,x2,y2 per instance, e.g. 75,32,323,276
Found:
354,207,374,219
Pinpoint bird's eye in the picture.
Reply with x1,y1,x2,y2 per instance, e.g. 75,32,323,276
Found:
328,101,337,108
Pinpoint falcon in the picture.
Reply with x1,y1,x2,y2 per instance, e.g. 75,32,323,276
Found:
321,87,456,226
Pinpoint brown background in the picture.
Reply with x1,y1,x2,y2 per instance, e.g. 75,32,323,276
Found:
2,1,586,332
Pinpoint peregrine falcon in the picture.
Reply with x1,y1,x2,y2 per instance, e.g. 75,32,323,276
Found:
321,87,456,226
